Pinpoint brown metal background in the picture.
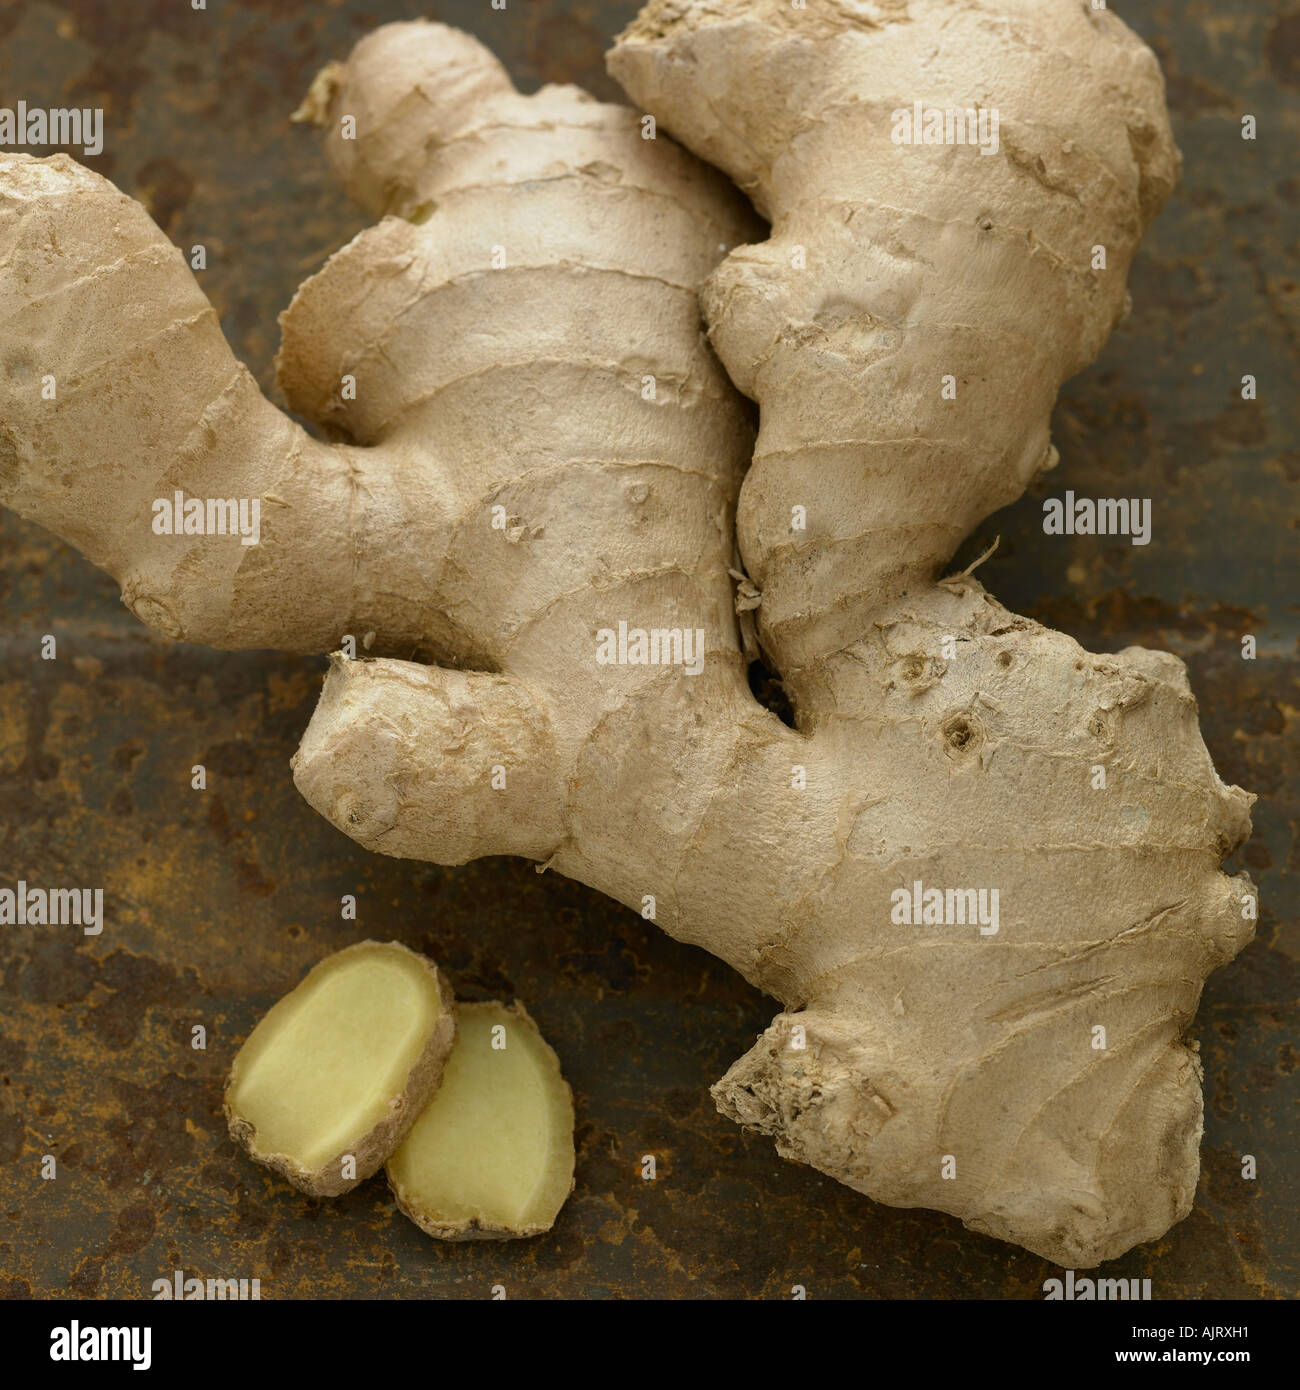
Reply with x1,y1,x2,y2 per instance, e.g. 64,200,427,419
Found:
0,0,1295,1300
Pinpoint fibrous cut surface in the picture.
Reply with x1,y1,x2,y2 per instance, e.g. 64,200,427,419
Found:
225,941,455,1195
387,1002,575,1238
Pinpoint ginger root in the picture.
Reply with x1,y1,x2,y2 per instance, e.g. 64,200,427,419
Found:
387,1002,576,1240
0,11,1255,1266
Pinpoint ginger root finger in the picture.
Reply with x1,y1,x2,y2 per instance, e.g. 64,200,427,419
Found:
610,0,1180,694
293,656,562,865
0,152,415,652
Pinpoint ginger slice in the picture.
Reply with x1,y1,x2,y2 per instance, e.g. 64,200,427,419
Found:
225,941,455,1197
387,1002,575,1239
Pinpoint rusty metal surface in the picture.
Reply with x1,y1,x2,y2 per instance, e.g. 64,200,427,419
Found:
0,0,1295,1300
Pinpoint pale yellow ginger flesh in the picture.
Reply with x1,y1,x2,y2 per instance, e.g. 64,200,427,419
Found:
387,1003,576,1239
226,942,455,1197
232,951,433,1166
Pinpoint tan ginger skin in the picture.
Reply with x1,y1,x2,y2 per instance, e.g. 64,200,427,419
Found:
0,7,1254,1267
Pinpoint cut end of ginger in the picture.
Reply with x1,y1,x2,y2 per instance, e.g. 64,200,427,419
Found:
387,1001,575,1239
225,941,456,1197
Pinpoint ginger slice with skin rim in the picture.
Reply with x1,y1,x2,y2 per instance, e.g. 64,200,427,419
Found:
387,1001,576,1239
225,941,456,1197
